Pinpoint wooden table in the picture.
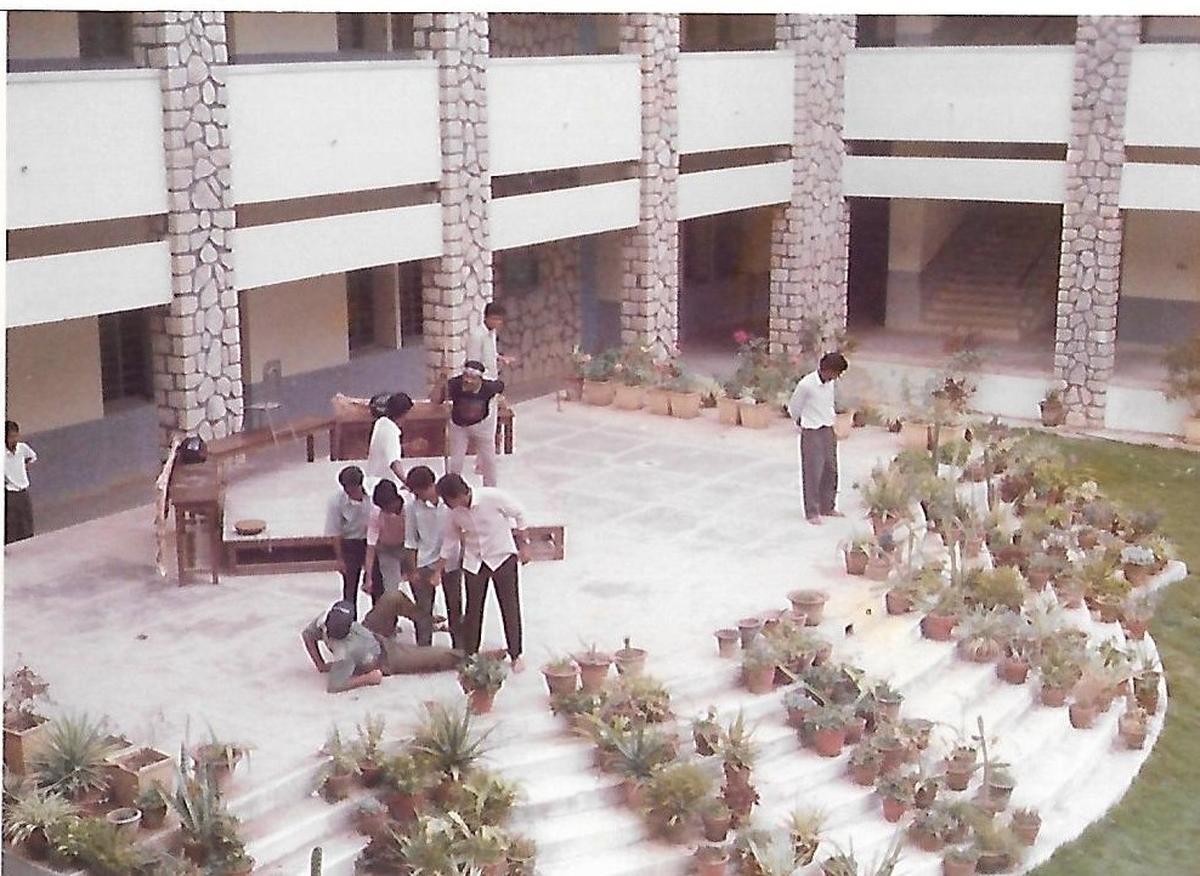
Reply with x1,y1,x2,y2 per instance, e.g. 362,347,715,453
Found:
168,462,223,585
206,415,334,466
332,401,514,462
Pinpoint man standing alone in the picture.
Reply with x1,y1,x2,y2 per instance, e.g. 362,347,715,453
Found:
5,421,37,544
786,352,849,525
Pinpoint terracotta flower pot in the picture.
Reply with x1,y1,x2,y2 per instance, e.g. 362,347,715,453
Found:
945,764,973,792
737,617,763,648
385,790,424,824
1011,816,1040,846
878,739,907,774
844,547,868,576
943,854,979,876
324,771,355,801
577,657,612,693
612,384,644,410
1069,702,1097,729
743,665,776,695
985,779,1014,811
355,809,389,838
716,397,741,426
695,846,730,876
614,647,647,677
921,613,957,641
844,715,867,745
141,806,167,831
850,761,879,786
913,828,945,853
882,796,908,823
1119,716,1148,750
1122,618,1149,641
582,380,616,406
739,400,773,429
1040,400,1066,427
974,851,1012,874
812,726,847,758
715,628,739,658
468,688,497,715
865,556,892,582
22,829,50,861
998,657,1030,685
645,388,672,415
1040,684,1069,707
620,778,645,809
669,391,702,419
702,810,731,843
563,376,584,401
543,666,578,697
786,590,827,626
885,590,914,615
900,421,929,450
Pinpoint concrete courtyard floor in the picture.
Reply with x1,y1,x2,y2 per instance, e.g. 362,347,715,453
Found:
2,396,1178,874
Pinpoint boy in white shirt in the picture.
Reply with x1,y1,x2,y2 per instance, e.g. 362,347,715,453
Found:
402,465,464,648
786,352,849,525
5,421,37,544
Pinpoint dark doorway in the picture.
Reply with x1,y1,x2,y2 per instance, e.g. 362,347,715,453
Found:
848,197,890,329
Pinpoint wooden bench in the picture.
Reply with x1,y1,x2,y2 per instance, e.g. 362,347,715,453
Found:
206,415,334,465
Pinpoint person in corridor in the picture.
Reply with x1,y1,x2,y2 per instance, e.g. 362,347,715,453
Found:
434,473,530,671
786,352,849,525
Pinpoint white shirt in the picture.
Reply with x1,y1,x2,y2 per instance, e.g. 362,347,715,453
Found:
366,418,404,487
465,323,499,380
786,371,836,430
405,497,461,570
5,443,37,492
440,487,527,574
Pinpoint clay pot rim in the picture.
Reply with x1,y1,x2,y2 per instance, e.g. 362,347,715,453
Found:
574,654,613,666
788,589,829,604
614,648,647,661
737,617,764,628
715,628,739,639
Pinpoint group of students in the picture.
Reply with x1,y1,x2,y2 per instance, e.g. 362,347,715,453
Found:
304,304,529,694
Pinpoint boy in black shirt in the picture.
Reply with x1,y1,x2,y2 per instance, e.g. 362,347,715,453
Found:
440,360,504,486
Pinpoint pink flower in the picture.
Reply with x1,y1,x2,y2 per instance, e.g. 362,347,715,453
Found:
732,330,750,345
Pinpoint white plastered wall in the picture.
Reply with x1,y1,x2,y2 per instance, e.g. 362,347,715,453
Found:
5,318,104,433
241,275,349,381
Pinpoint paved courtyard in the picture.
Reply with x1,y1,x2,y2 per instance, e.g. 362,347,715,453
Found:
2,396,1177,874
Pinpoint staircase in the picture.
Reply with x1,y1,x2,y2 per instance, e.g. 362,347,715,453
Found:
920,206,1059,343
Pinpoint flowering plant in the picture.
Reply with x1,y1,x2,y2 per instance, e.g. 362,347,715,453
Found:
569,346,592,378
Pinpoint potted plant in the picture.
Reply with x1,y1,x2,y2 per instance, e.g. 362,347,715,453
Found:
193,733,248,790
614,637,648,677
840,533,872,576
717,380,743,426
603,674,672,725
610,725,675,808
105,805,142,838
408,703,491,802
379,752,427,823
737,616,764,648
945,744,978,792
739,386,777,429
320,727,359,801
1068,669,1106,730
997,637,1034,686
876,771,916,823
2,787,77,860
741,643,778,695
642,761,712,843
1163,332,1200,444
171,759,241,866
47,814,152,875
700,798,732,843
1009,807,1041,846
848,741,883,786
943,846,980,876
574,644,614,694
108,745,175,808
971,819,1022,874
1039,388,1067,427
31,713,119,810
136,784,169,830
717,712,758,790
1121,593,1154,641
644,362,674,415
1118,705,1150,749
715,628,740,658
786,807,826,866
857,464,911,536
869,682,905,723
910,807,952,853
982,765,1016,813
581,349,619,405
783,687,816,729
787,589,828,626
612,346,652,410
695,843,731,876
921,587,965,642
565,346,590,400
541,656,578,697
3,665,53,776
955,606,1011,664
1120,544,1157,588
692,709,721,757
352,713,387,787
458,653,509,715
808,705,850,758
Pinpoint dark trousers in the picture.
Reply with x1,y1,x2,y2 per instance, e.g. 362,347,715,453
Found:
800,426,839,518
339,538,383,615
5,489,33,544
463,555,522,660
361,591,462,673
413,567,464,648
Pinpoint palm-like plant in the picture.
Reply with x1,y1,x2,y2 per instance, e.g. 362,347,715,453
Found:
31,713,118,799
611,724,677,781
408,703,492,782
2,786,77,847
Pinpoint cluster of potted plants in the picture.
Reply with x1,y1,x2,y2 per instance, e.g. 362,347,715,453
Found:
569,344,708,419
310,704,537,875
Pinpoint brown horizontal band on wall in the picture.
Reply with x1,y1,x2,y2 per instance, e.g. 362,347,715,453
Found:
236,183,439,228
848,141,1067,161
491,162,638,199
680,145,789,174
6,214,166,260
1124,146,1200,165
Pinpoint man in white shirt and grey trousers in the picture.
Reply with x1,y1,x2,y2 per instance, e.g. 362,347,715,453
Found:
786,352,849,525
464,302,514,475
434,472,531,671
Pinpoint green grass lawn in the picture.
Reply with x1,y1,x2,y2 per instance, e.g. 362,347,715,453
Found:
1031,437,1199,875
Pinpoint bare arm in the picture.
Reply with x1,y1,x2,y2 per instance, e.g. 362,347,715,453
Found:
301,628,330,674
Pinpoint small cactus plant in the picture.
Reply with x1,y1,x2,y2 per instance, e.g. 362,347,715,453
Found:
310,846,322,876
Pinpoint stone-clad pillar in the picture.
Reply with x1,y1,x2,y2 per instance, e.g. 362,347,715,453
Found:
619,13,679,355
770,14,855,355
133,11,241,447
414,13,492,386
1054,16,1139,427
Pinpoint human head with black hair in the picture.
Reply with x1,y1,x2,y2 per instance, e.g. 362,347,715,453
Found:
5,420,19,452
384,392,414,423
483,302,507,332
436,472,473,509
372,479,405,515
818,351,849,384
461,359,487,393
323,600,356,641
404,465,438,503
338,465,366,499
